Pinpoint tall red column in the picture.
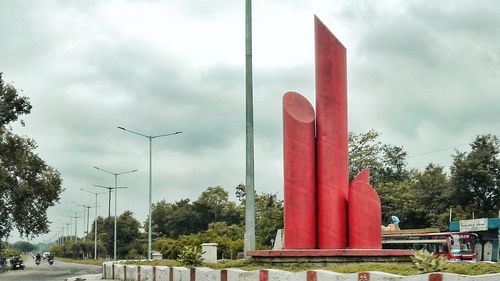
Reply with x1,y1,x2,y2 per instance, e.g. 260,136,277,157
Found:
315,16,349,249
348,169,382,249
283,92,316,248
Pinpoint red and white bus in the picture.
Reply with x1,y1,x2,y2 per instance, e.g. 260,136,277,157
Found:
382,232,478,261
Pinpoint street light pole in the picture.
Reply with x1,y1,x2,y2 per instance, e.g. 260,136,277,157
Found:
72,202,88,239
80,188,107,259
94,167,137,260
72,212,79,242
118,126,182,260
93,184,114,218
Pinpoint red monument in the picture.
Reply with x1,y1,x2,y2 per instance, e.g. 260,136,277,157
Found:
248,16,411,263
283,92,316,249
283,16,381,250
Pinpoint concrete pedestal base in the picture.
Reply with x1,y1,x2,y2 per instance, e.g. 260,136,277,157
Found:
247,249,414,264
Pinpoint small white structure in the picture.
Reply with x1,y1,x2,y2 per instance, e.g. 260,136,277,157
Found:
484,241,493,261
201,243,218,263
273,229,284,250
475,243,483,261
151,251,163,261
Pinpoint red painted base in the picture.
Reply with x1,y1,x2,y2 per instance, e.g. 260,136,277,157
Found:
248,249,414,257
247,249,414,264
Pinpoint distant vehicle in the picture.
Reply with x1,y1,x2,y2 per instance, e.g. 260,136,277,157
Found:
42,252,50,259
0,256,7,272
382,231,478,261
9,256,25,270
47,254,54,265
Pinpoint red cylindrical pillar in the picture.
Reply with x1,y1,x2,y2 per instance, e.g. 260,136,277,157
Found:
283,91,316,249
348,169,382,249
315,16,349,249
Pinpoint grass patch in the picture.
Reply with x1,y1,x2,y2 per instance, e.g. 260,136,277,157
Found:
446,262,500,275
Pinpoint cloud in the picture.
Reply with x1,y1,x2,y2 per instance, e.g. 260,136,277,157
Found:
2,0,500,243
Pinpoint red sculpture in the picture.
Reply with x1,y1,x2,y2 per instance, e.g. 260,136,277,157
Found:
283,92,316,249
282,17,382,251
315,16,349,249
348,169,382,249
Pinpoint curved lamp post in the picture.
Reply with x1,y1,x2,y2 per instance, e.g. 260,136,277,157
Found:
117,126,182,260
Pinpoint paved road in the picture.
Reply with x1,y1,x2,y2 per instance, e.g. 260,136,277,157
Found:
0,256,102,281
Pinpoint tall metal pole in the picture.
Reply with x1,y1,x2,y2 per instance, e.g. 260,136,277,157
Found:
94,167,136,260
74,213,78,242
114,174,118,260
117,127,181,260
108,189,111,217
95,193,98,259
82,205,86,238
244,0,256,256
148,137,153,260
86,206,91,236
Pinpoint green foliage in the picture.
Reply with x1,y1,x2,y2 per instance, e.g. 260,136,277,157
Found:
153,222,244,260
255,193,283,248
84,211,143,259
150,186,244,239
0,247,21,257
450,134,500,218
234,184,283,249
348,130,408,185
411,250,448,273
0,73,63,239
0,73,32,126
12,241,35,252
177,245,203,267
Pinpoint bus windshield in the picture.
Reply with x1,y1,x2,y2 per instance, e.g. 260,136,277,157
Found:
450,234,474,255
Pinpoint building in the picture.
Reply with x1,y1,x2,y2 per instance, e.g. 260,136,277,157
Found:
449,218,499,262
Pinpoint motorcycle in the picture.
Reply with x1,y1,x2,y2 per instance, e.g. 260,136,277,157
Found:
0,256,6,272
10,256,25,270
47,257,54,265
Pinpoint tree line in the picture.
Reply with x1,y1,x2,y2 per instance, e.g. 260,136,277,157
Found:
349,130,500,228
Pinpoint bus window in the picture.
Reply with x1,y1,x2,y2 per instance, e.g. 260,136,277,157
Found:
450,234,461,254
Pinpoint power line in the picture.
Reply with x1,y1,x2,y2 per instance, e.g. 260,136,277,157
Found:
407,143,468,158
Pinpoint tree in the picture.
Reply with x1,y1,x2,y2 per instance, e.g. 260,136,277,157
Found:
150,199,197,238
450,134,500,218
12,241,35,253
255,192,283,248
194,186,242,226
348,130,383,181
413,164,452,228
0,73,63,239
192,186,242,231
116,211,143,258
348,130,409,185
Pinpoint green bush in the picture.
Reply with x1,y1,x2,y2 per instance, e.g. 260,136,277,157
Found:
177,246,204,267
411,250,448,273
0,247,21,257
153,222,244,261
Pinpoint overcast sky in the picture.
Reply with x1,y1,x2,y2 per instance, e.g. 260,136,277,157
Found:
1,0,499,243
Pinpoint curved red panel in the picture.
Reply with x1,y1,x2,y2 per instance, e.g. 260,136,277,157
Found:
283,91,316,249
314,16,349,249
348,169,382,249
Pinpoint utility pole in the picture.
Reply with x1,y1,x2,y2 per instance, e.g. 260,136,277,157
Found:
244,0,256,257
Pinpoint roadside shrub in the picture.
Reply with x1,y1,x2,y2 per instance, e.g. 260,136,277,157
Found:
177,246,204,267
411,249,448,273
0,247,21,257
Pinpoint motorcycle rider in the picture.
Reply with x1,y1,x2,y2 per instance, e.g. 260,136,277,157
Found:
35,253,41,265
